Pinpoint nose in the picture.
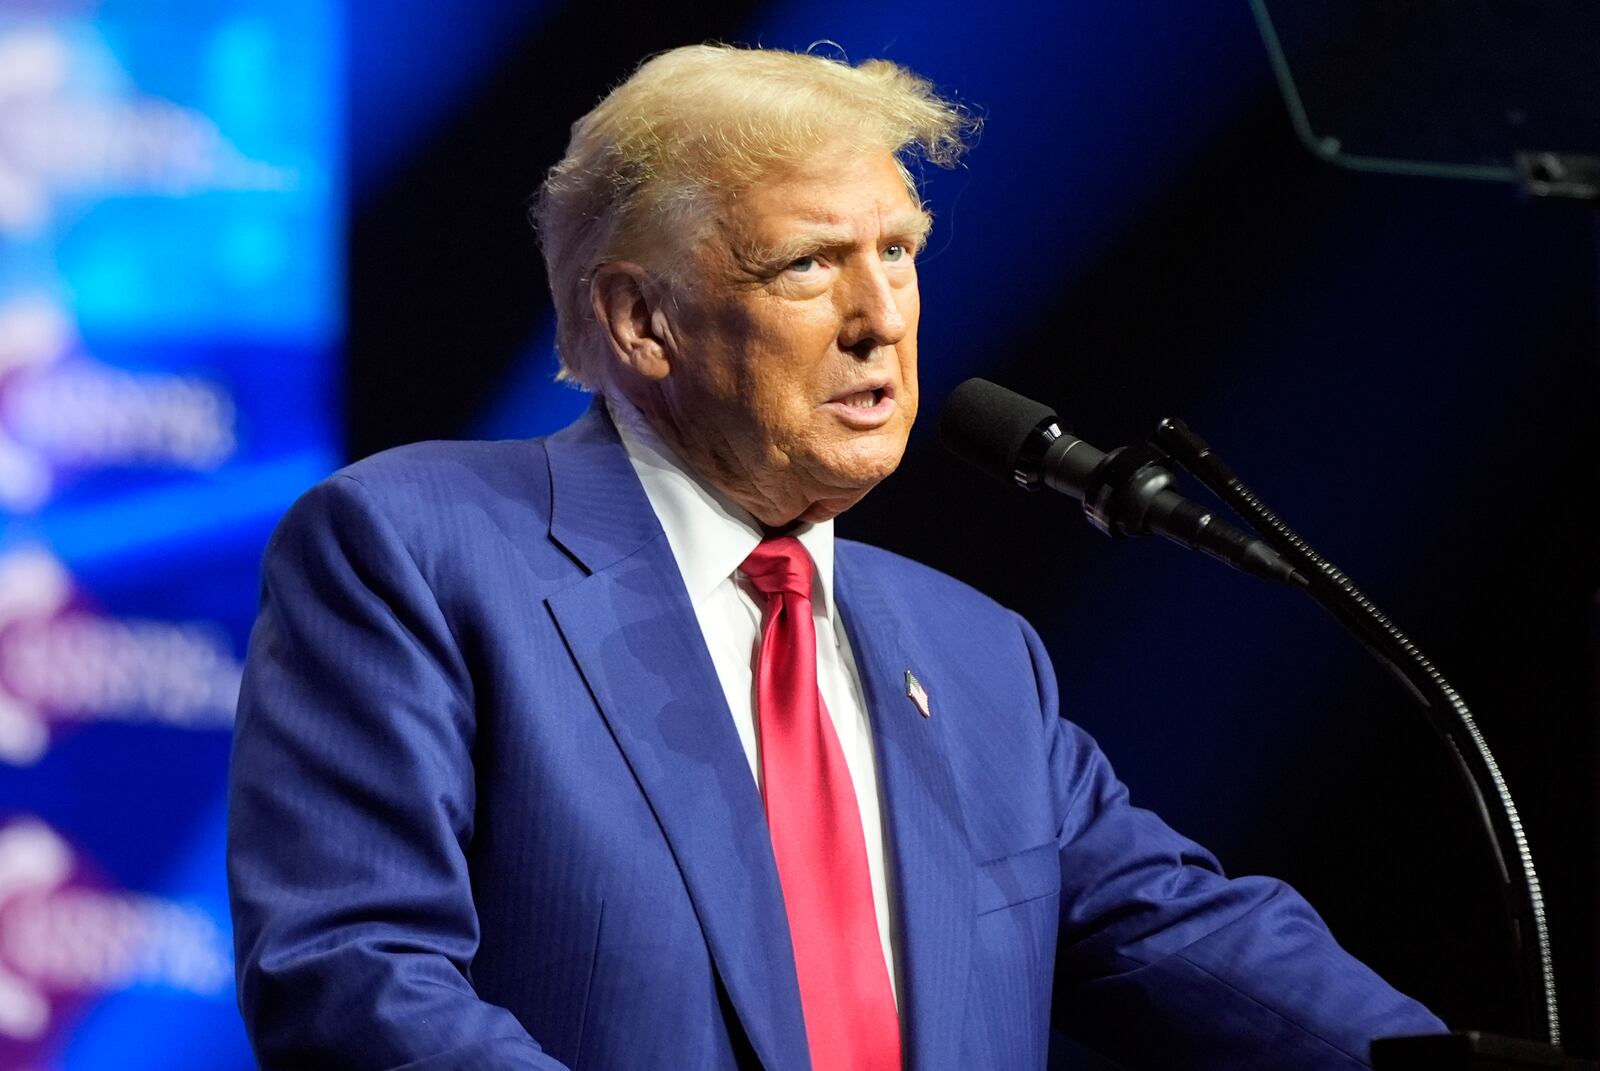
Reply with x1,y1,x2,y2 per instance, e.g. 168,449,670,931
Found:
837,259,909,357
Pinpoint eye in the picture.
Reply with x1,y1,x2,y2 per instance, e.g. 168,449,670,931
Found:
882,243,910,263
786,255,818,273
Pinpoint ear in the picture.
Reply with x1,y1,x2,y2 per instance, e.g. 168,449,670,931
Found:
591,262,675,382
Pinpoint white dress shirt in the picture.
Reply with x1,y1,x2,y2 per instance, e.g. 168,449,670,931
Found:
607,397,898,1004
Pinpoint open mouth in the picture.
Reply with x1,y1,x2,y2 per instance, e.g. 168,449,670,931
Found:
825,384,896,428
837,387,887,408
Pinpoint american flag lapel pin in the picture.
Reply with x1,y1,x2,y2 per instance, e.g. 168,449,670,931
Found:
904,669,931,718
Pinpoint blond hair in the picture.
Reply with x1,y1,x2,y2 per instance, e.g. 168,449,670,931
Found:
531,43,974,389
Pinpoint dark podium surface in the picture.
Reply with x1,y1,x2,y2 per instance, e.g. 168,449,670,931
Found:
1375,1032,1600,1070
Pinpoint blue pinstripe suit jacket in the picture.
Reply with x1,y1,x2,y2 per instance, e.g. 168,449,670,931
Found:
227,403,1443,1069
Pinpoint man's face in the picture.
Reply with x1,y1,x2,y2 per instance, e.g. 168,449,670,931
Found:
650,147,929,527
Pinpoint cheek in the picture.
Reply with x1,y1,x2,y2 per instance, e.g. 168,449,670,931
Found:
744,309,835,404
898,292,921,409
899,370,919,428
682,309,787,420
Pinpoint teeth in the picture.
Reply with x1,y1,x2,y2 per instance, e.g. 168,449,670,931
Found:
844,390,877,408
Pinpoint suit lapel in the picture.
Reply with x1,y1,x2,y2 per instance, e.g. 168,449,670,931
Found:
837,549,976,1071
544,407,810,1071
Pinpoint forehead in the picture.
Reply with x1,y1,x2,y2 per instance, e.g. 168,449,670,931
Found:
719,148,923,242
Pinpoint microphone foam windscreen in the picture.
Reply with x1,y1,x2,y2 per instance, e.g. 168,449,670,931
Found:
938,378,1057,484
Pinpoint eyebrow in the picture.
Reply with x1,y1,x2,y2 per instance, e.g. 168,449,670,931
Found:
739,211,934,272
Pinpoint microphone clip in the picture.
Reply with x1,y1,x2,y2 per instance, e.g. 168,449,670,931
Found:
1080,442,1178,539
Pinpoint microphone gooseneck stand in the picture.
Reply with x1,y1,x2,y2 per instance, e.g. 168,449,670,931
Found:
1146,417,1589,1069
938,375,1591,1064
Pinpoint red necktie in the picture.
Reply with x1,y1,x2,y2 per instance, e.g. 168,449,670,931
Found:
741,537,901,1071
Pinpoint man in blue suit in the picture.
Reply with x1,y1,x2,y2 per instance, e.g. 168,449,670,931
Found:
227,44,1444,1069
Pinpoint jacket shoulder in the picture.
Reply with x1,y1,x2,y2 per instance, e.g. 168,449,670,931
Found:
330,437,553,519
266,437,564,590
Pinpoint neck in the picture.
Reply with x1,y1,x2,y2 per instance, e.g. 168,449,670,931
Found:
606,385,826,529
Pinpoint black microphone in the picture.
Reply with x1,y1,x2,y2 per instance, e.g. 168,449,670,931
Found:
939,378,1302,586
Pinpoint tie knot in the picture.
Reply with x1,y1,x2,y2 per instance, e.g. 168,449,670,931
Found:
741,537,814,601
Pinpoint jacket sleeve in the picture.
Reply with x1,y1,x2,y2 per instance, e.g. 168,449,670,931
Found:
1015,614,1448,1069
227,474,570,1071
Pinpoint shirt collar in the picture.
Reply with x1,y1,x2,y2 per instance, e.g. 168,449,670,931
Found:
606,395,837,615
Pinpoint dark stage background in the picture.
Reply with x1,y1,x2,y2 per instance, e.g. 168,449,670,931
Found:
349,0,1598,1060
3,1,1589,1066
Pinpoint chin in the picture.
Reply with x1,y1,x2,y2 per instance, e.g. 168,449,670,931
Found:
831,424,908,475
797,455,901,523
826,444,904,488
